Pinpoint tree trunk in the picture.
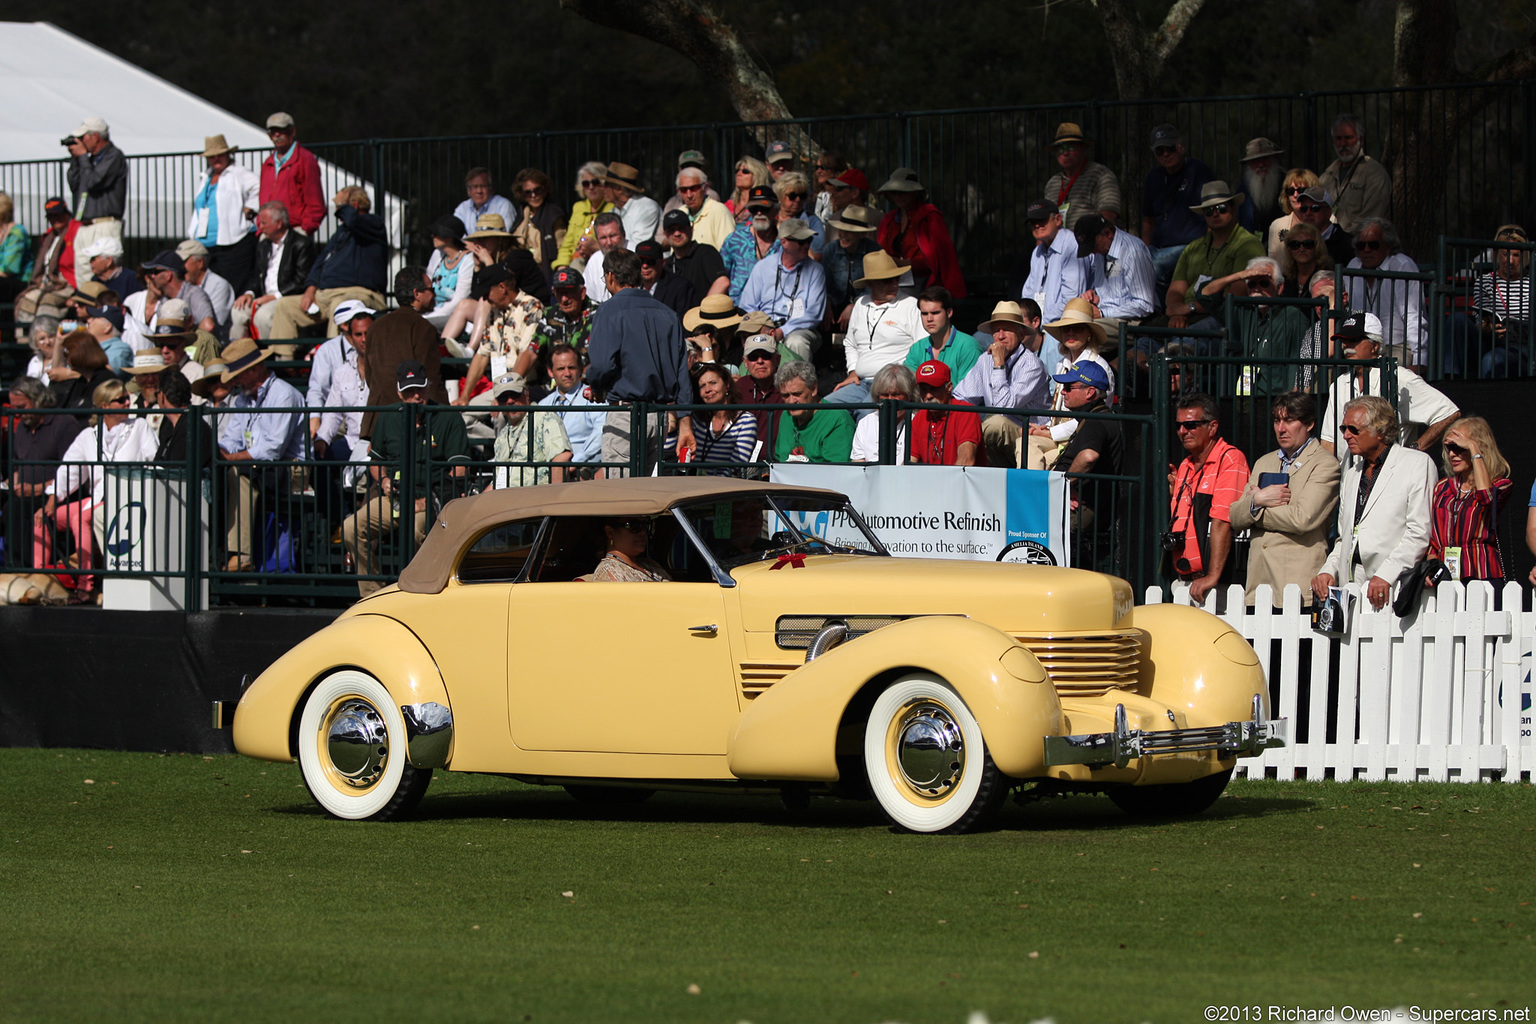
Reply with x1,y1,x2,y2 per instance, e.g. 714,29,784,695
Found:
1090,0,1209,101
559,0,818,159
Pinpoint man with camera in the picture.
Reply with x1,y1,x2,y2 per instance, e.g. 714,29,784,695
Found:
64,117,128,286
1167,392,1250,606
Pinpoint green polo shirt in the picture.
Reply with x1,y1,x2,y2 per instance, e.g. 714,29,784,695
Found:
904,328,983,382
1171,226,1265,289
774,407,854,464
368,404,470,498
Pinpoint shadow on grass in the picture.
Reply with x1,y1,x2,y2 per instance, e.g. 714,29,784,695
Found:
269,783,1318,833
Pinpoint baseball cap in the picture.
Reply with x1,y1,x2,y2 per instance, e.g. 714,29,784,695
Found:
766,141,793,164
174,239,209,262
333,299,376,328
1331,311,1384,342
81,237,124,260
743,335,778,359
43,197,69,220
266,112,295,130
492,372,528,399
915,360,951,387
635,240,665,262
469,264,514,300
778,218,815,242
552,266,584,290
1299,185,1335,206
396,360,429,391
1150,124,1181,150
746,184,777,210
1025,199,1056,223
830,169,869,192
1072,213,1112,258
662,209,693,232
72,116,109,136
140,249,185,275
1052,362,1110,390
85,305,124,332
677,149,706,170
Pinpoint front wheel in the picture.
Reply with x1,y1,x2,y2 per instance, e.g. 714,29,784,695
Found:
1107,766,1234,817
863,674,1006,834
296,670,432,821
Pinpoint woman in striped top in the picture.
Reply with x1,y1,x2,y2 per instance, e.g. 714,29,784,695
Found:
669,362,758,473
1472,224,1530,378
1427,416,1511,587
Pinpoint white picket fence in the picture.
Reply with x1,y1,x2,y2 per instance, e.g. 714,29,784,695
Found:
1144,581,1535,783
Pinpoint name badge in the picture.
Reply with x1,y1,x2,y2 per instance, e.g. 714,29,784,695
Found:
1443,546,1462,581
490,353,508,380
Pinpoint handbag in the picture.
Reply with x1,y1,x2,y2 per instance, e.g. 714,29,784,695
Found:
1392,558,1450,617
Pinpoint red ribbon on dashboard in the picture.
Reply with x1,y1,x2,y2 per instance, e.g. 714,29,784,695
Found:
770,553,806,570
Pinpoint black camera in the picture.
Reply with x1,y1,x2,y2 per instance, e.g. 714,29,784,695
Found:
1160,530,1182,552
60,135,80,147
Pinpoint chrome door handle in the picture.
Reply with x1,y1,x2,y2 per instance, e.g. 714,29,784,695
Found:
688,623,718,635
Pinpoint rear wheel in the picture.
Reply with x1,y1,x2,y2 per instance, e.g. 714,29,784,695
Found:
296,671,432,821
1107,766,1234,817
863,674,1005,834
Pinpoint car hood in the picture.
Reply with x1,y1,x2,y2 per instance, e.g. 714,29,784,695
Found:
730,555,1134,634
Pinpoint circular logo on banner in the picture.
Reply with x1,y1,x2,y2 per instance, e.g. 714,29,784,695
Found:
997,540,1056,566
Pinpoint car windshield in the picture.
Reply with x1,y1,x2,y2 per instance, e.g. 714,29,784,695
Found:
673,494,886,570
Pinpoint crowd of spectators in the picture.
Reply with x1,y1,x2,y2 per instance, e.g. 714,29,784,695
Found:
0,108,1531,606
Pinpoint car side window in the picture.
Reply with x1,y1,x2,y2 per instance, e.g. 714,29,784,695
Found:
457,519,544,584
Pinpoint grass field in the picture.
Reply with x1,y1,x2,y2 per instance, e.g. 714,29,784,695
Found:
1,749,1532,1024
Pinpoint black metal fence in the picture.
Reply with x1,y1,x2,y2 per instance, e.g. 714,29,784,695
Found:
1,82,1529,295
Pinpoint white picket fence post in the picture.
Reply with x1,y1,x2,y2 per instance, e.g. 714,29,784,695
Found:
1139,580,1533,783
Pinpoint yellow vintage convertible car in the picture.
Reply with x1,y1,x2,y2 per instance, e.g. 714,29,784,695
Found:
222,477,1284,833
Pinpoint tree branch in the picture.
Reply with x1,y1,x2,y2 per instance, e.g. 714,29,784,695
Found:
1150,0,1210,66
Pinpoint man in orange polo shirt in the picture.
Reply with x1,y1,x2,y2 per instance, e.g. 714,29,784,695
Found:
1168,392,1249,605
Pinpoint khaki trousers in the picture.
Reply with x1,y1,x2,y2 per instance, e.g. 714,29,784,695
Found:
267,287,386,341
342,494,428,597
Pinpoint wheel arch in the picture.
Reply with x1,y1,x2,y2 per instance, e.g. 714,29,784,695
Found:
727,616,1063,782
1129,603,1268,728
232,614,452,765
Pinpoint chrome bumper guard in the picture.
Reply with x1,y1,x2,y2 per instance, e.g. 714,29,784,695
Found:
1043,696,1288,769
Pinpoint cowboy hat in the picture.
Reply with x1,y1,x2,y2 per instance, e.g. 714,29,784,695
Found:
603,162,646,195
1044,296,1108,349
1188,180,1245,212
201,134,238,158
1238,137,1283,162
980,300,1032,334
683,294,743,334
465,213,513,239
828,205,879,233
124,349,170,376
220,338,274,382
853,251,909,287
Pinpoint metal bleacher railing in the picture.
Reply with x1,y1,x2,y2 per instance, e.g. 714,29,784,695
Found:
0,81,1530,295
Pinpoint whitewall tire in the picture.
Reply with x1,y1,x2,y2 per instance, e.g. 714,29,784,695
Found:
296,670,432,821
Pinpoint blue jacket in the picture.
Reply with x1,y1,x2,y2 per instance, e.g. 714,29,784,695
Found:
306,203,388,293
583,287,693,406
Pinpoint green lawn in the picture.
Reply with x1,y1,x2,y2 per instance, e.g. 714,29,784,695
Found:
1,749,1531,1024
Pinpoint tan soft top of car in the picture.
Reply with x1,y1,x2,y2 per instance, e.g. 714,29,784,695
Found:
397,476,848,594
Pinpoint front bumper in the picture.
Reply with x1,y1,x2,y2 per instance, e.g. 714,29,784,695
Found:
1043,696,1287,769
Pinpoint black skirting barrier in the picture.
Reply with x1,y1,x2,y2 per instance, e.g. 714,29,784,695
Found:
0,608,338,754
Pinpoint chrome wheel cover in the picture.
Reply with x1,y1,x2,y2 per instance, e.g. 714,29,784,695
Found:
324,699,390,788
893,701,965,797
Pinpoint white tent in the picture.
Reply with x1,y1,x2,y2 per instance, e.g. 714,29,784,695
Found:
0,21,403,255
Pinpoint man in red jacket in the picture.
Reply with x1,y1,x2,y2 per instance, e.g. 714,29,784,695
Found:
259,113,325,235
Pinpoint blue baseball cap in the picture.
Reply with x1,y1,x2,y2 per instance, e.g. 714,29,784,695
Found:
1052,362,1110,391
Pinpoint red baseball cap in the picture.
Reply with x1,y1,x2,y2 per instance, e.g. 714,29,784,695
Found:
830,169,869,192
916,360,951,387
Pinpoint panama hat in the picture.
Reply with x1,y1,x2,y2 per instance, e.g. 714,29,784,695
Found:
220,338,273,382
852,251,909,287
1188,180,1246,212
190,363,229,400
465,214,513,239
124,349,170,376
1044,296,1108,349
603,162,646,195
980,300,1031,334
683,294,743,333
828,205,879,233
1053,122,1089,145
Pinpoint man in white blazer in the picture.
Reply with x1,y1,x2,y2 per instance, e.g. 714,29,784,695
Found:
1312,395,1437,610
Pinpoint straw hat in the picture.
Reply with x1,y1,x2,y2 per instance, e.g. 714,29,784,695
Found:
1044,296,1108,349
980,301,1031,334
853,251,909,288
1053,122,1089,146
828,205,879,233
149,298,197,341
465,214,513,239
219,338,273,382
683,294,743,334
124,349,170,376
201,134,238,158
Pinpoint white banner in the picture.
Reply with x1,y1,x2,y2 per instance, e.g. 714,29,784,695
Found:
769,464,1071,566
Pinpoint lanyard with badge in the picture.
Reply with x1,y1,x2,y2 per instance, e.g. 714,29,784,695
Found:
774,261,805,322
